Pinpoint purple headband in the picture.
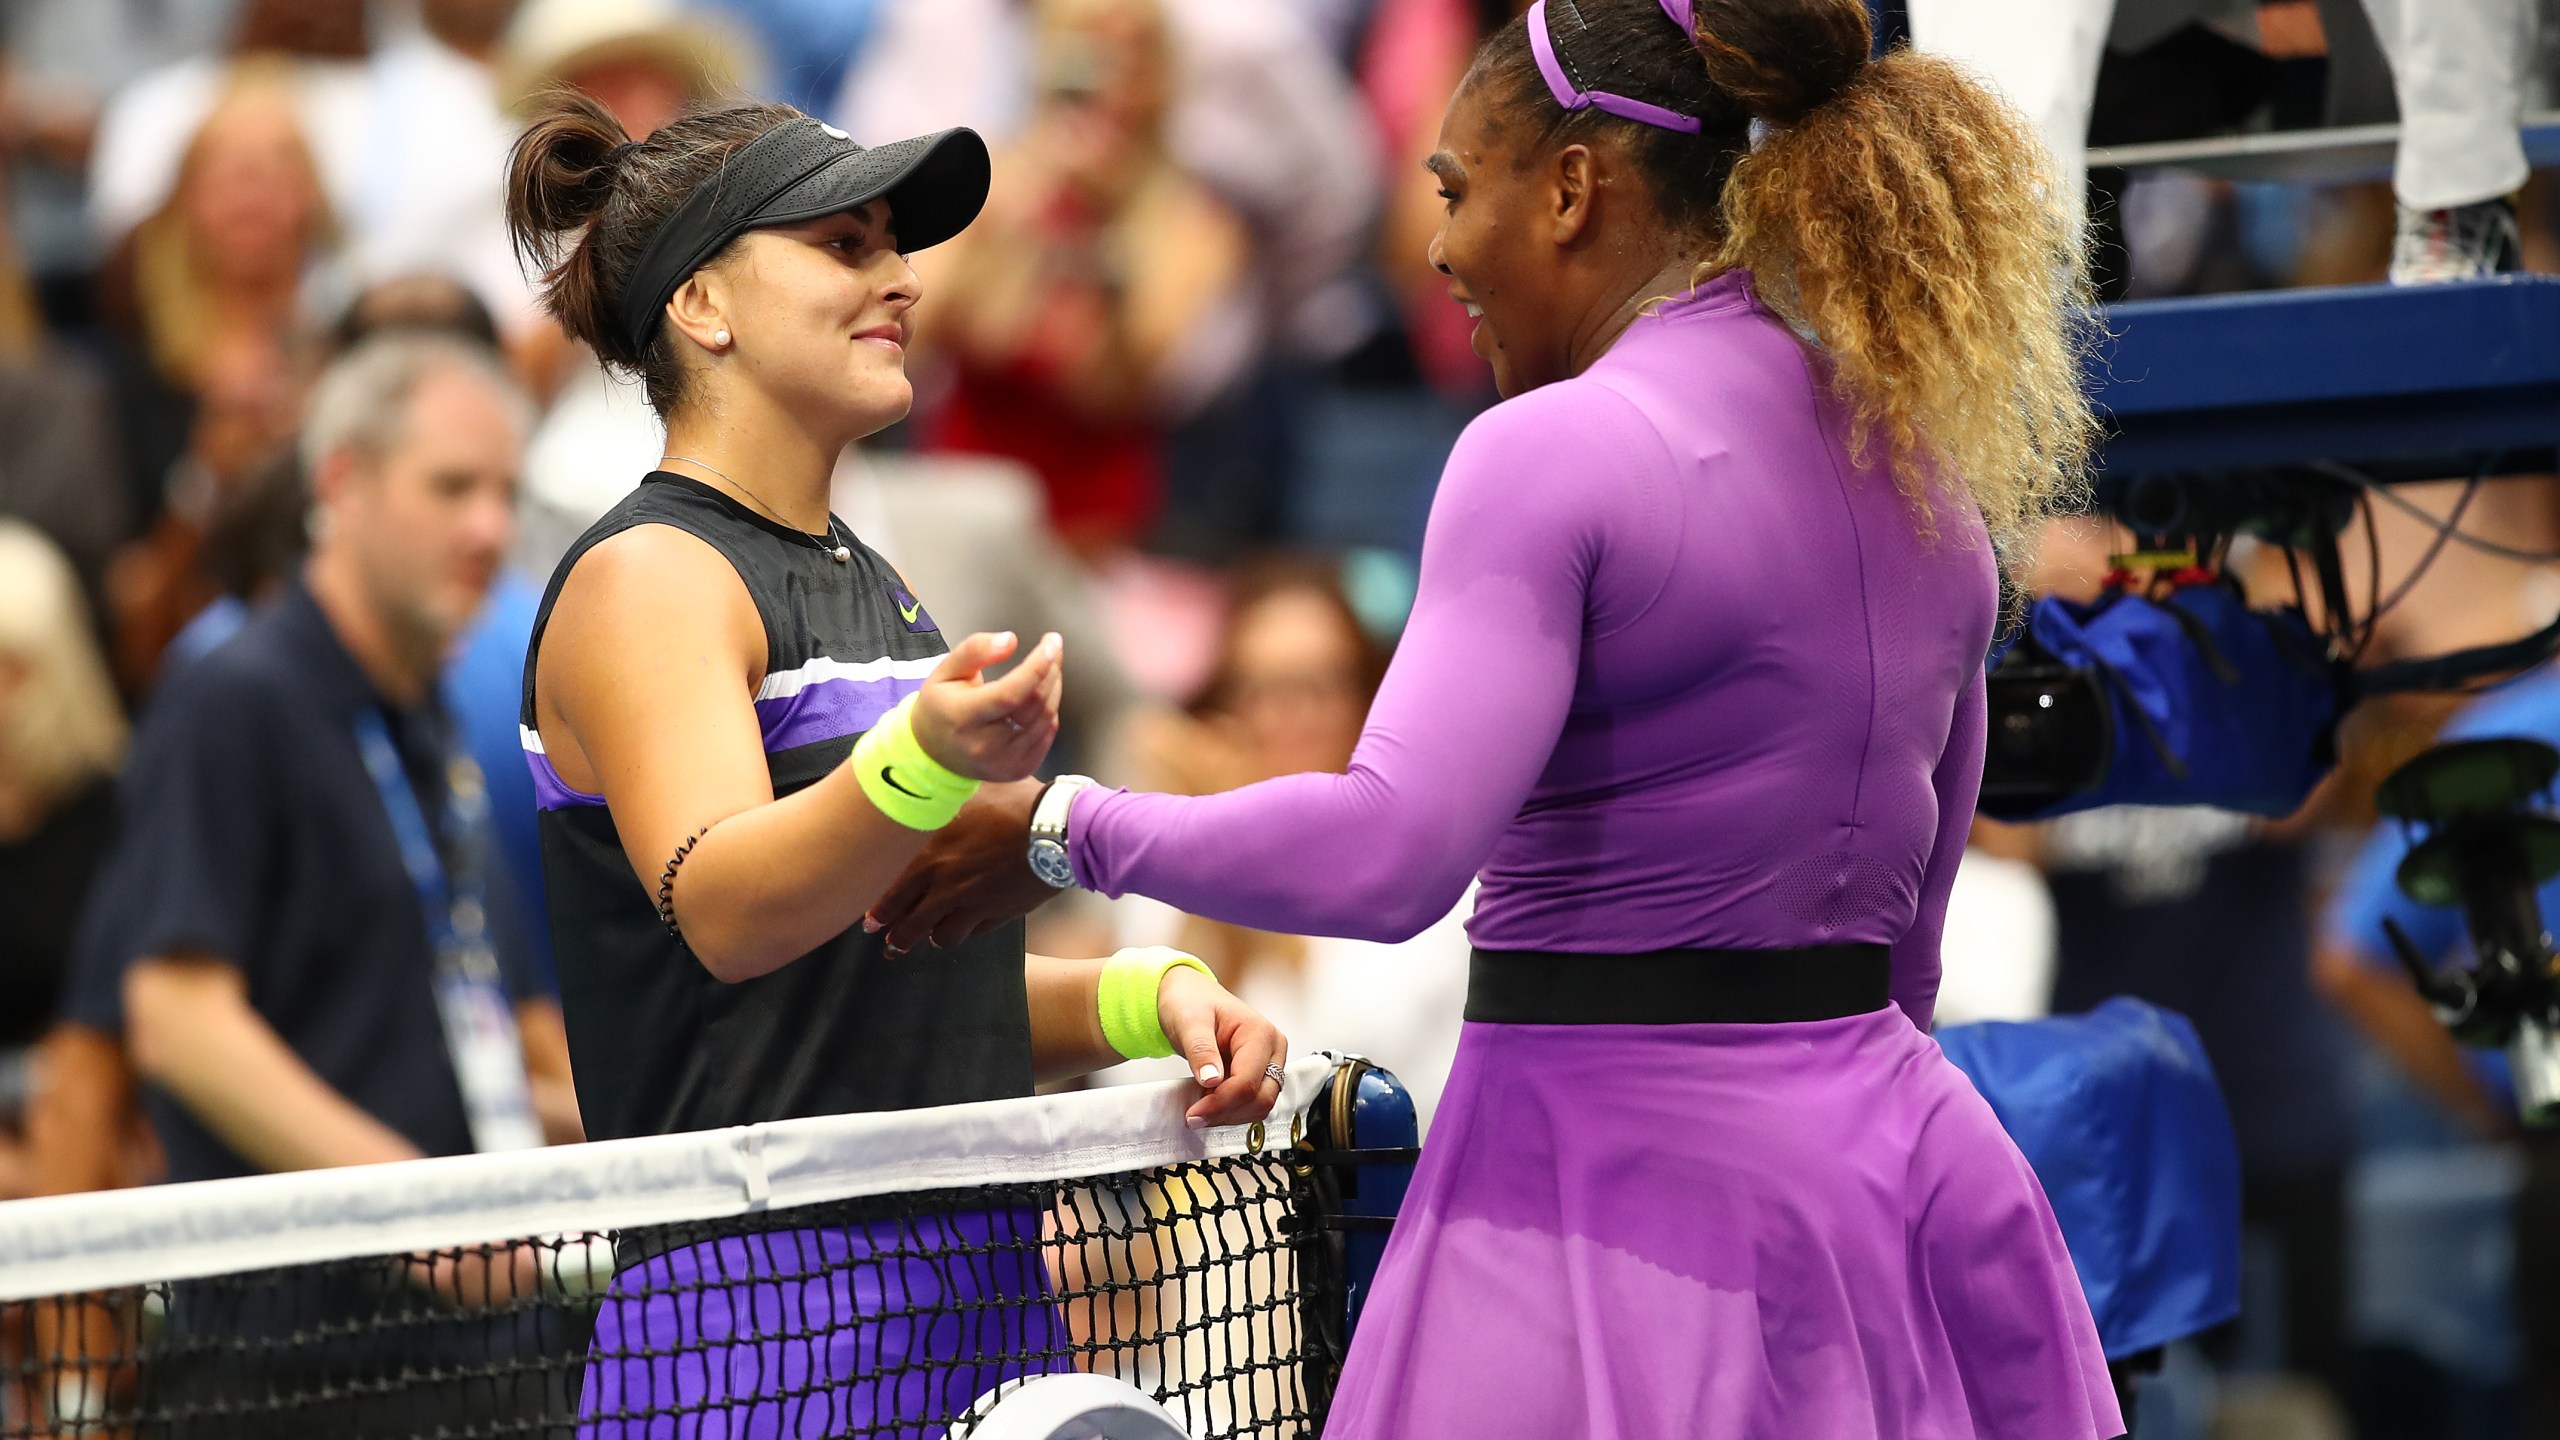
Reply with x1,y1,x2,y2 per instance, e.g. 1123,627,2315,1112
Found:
1529,0,1703,135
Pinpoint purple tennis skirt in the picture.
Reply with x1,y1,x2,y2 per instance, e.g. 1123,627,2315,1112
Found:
1325,1007,2126,1440
575,1205,1070,1438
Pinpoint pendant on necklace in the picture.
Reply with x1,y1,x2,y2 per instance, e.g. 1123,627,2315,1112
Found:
832,545,852,563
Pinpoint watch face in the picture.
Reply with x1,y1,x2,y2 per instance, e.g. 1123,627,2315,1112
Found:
1029,837,1074,889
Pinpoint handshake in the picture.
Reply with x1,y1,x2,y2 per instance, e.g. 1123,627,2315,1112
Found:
861,628,1077,954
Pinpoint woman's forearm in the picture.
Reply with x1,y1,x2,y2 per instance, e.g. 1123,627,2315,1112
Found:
1025,954,1114,1083
658,763,932,982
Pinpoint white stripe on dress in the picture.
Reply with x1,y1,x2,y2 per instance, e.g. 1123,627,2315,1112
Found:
753,654,941,702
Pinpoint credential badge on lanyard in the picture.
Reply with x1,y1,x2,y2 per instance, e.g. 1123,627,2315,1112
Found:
354,709,543,1153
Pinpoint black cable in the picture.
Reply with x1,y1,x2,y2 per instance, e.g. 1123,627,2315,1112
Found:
2360,471,2482,653
2319,462,2560,564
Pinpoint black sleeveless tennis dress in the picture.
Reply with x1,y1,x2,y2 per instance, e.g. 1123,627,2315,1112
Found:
519,472,1034,1142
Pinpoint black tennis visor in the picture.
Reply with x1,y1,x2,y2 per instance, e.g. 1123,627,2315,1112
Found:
614,118,991,355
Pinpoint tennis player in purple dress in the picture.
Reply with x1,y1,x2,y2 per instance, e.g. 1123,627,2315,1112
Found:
878,0,2123,1434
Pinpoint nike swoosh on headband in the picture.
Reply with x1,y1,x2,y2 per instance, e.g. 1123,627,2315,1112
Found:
1530,0,1705,135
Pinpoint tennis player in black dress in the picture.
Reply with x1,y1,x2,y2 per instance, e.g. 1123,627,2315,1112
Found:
503,94,1288,1430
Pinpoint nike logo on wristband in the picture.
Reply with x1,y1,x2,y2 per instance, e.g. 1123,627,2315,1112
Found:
879,766,932,801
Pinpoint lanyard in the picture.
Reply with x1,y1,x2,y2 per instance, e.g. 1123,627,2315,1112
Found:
353,709,541,1153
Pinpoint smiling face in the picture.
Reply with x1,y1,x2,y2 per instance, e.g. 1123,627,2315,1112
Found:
1425,83,1590,399
698,200,920,443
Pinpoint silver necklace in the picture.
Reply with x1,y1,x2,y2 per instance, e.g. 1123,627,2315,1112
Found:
661,454,851,562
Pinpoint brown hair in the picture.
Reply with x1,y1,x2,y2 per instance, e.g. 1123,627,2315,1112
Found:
1188,556,1390,720
1466,0,2094,552
504,90,800,415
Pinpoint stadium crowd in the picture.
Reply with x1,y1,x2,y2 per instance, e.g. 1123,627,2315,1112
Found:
0,0,2555,1437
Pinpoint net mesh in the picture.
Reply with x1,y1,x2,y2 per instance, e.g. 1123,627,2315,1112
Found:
0,1078,1349,1440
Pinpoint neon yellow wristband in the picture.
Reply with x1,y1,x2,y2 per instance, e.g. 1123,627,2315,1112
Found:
850,694,980,831
1098,947,1213,1060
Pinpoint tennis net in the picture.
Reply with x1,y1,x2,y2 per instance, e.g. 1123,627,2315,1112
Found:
0,1056,1356,1439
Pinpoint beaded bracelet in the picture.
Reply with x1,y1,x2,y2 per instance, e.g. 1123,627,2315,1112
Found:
656,826,711,939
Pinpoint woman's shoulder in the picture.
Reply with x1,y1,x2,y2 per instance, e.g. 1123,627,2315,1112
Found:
1448,376,1678,493
539,484,764,631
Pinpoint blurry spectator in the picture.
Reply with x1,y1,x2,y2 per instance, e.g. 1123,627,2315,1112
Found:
0,523,125,1197
97,68,327,529
85,0,366,256
498,0,754,143
83,334,573,1184
1105,558,1469,1126
918,0,1254,556
96,70,328,690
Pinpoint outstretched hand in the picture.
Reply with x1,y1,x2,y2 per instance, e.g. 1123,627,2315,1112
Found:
910,632,1062,783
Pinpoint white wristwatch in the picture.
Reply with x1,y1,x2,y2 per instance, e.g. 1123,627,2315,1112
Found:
1028,775,1099,889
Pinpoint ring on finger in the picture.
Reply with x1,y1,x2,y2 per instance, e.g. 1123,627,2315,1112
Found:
1263,1061,1287,1085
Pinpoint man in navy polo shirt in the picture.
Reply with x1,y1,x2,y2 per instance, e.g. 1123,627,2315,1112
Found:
87,332,571,1183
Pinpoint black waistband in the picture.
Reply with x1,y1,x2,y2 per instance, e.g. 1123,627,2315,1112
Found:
1466,944,1892,1025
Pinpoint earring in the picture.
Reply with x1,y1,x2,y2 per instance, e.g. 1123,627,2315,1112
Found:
713,329,731,348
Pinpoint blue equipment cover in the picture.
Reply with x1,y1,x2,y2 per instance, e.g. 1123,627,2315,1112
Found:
1936,999,2243,1361
1996,582,2340,819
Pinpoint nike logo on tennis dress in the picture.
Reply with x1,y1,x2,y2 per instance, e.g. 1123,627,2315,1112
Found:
887,582,936,634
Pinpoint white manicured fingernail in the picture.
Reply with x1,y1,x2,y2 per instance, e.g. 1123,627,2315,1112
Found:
1198,1065,1221,1085
861,916,882,933
1185,1115,1207,1130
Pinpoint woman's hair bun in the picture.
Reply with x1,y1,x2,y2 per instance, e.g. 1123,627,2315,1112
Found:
1690,0,1871,127
505,88,632,274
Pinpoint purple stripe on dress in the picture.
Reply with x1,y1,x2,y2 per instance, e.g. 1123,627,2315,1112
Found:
526,750,607,811
755,675,926,754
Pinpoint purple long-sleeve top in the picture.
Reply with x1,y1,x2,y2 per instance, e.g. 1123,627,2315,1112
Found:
1070,272,1995,1029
